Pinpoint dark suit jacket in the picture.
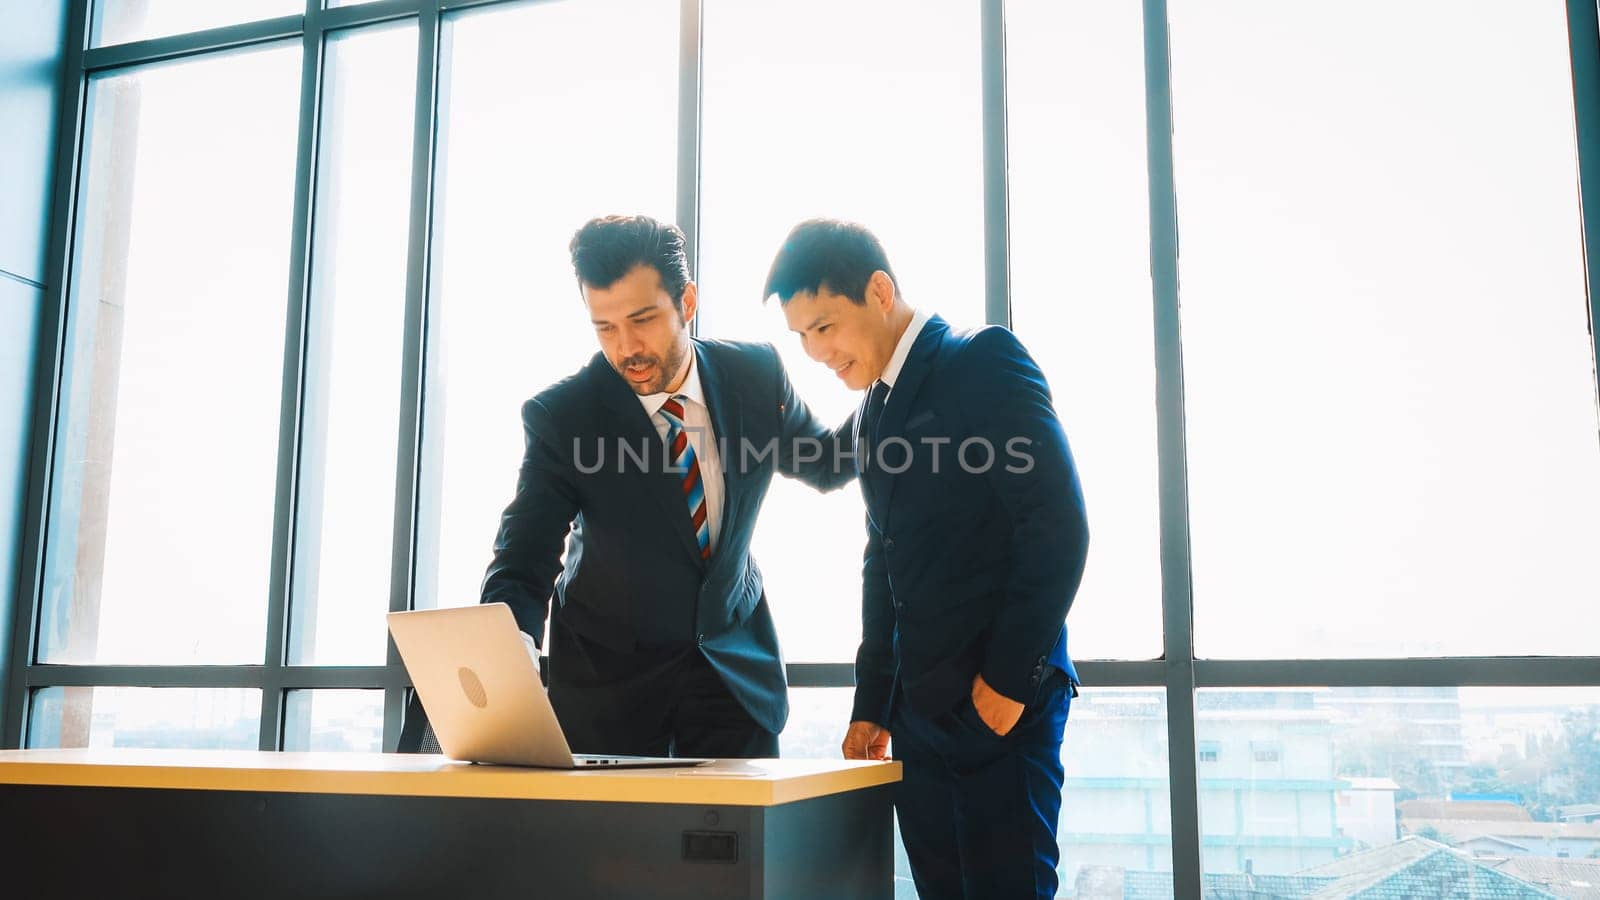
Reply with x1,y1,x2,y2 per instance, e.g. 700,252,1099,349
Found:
852,315,1088,727
481,339,852,735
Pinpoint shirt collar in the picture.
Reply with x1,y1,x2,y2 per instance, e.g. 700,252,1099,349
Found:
879,308,930,391
638,344,706,416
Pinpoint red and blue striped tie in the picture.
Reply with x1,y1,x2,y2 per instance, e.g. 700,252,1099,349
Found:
659,396,711,561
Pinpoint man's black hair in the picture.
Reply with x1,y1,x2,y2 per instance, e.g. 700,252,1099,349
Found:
763,218,899,305
569,214,692,311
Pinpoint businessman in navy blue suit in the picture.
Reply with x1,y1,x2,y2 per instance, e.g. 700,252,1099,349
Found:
481,215,852,758
766,220,1089,898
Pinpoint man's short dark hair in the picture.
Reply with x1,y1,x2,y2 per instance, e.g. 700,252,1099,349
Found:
763,218,899,306
569,215,692,311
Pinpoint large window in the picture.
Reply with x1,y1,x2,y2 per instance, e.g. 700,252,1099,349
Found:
291,21,419,666
1007,0,1163,662
29,687,261,750
90,0,301,48
699,0,988,663
12,1,1600,895
1059,689,1176,888
1194,687,1600,880
421,0,679,615
42,41,303,666
1171,0,1600,661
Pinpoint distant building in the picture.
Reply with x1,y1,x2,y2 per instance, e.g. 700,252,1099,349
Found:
1399,798,1532,822
1491,857,1600,900
1058,689,1176,881
1560,804,1600,824
1059,686,1593,890
1058,688,1352,883
1073,866,1332,899
1193,689,1353,875
1335,777,1399,851
1295,837,1559,899
1401,818,1600,860
1317,686,1470,779
1076,837,1559,899
1460,697,1580,775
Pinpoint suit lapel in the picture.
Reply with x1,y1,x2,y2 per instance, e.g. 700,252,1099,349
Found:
693,340,743,546
874,315,949,531
592,353,706,568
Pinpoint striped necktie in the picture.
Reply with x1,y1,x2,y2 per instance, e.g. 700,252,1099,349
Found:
658,396,711,561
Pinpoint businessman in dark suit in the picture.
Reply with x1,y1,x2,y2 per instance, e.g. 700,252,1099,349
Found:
481,215,852,758
765,219,1088,898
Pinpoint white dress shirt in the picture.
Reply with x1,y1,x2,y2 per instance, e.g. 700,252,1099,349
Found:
636,349,724,553
879,307,931,396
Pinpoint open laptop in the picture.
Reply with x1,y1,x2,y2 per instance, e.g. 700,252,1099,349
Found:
387,603,711,769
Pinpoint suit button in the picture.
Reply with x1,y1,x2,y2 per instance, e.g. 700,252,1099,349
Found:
884,538,895,551
697,634,705,646
894,600,905,611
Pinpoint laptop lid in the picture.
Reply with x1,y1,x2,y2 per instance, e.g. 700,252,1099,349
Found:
387,603,577,767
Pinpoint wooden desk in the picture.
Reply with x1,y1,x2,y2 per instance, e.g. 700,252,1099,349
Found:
0,749,900,899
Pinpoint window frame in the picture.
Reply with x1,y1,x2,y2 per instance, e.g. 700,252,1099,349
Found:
8,1,1600,896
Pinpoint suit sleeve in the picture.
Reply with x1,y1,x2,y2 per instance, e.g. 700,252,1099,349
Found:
771,345,857,492
851,510,897,726
479,398,581,648
962,328,1089,702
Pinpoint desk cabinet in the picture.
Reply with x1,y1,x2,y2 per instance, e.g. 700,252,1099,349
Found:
0,750,900,900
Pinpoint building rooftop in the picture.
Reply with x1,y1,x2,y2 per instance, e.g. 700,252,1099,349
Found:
1080,838,1560,899
1491,857,1600,900
1342,777,1401,792
1298,835,1439,879
1075,867,1334,900
1399,800,1533,822
1302,838,1559,899
1404,818,1600,842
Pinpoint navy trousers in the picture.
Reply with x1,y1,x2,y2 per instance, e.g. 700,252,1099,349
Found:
548,625,779,759
891,669,1072,900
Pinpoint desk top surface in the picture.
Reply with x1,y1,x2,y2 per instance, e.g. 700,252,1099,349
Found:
0,748,900,807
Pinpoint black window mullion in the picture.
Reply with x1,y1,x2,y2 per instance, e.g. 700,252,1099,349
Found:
1138,0,1204,893
382,0,445,752
260,0,328,752
981,0,1010,328
3,0,93,750
1564,0,1600,416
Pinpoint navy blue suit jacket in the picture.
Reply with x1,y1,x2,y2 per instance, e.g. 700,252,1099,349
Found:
482,339,853,734
852,315,1088,726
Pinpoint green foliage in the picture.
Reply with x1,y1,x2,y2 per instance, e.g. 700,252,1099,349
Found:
1562,707,1600,806
1343,704,1600,822
1414,825,1446,843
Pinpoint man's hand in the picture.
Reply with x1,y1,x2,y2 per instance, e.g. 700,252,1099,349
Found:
519,631,542,665
971,673,1025,736
841,720,892,760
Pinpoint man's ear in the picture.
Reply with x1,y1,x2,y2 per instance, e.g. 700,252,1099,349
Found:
680,281,699,325
867,270,895,314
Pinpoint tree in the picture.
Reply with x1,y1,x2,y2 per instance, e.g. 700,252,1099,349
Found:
1414,825,1447,844
1559,707,1600,806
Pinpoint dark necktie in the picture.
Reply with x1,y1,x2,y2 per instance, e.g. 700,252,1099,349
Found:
860,380,890,475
